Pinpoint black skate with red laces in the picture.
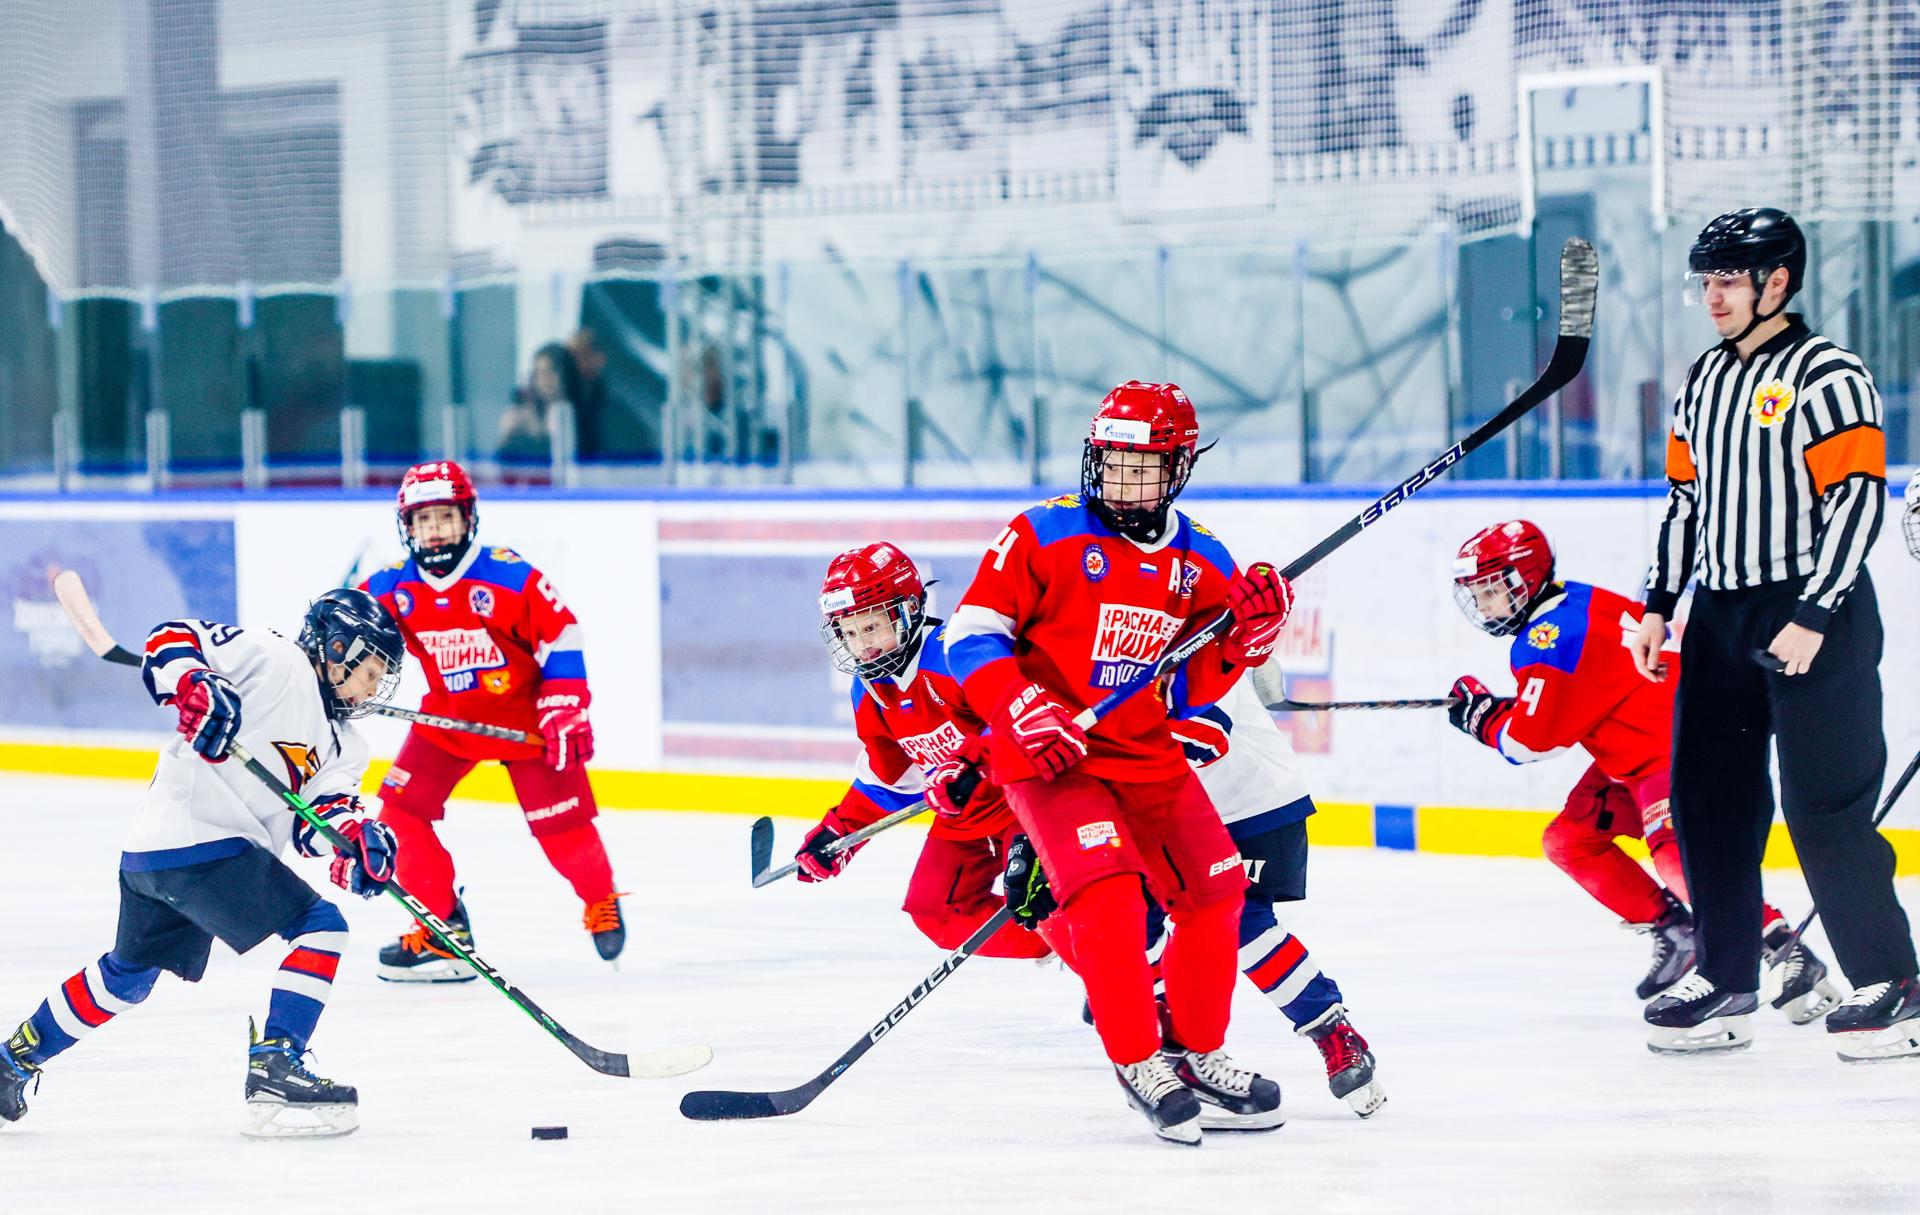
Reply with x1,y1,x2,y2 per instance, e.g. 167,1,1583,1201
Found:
1299,1003,1387,1117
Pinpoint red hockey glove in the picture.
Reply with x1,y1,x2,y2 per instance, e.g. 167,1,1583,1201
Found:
1446,675,1511,747
1222,564,1294,667
174,668,242,762
328,818,398,899
795,810,864,883
996,682,1088,782
535,680,594,771
925,735,991,822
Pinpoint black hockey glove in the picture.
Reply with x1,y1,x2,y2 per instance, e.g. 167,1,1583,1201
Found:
1003,834,1057,930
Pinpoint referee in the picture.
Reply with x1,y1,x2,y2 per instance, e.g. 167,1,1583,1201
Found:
1629,207,1919,1061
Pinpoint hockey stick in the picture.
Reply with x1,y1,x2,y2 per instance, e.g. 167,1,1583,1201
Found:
220,743,700,1080
1073,236,1599,731
749,770,982,888
52,570,539,744
1767,745,1920,961
679,904,1016,1120
1268,697,1448,711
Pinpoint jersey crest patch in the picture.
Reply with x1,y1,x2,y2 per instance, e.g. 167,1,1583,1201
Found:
468,586,495,617
1042,493,1082,509
488,547,525,564
273,741,323,793
1526,621,1561,650
1751,380,1795,428
418,627,508,692
480,669,513,695
1082,543,1109,582
393,589,413,617
1091,605,1182,688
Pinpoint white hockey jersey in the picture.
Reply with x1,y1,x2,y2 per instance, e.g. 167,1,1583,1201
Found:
122,620,369,872
1174,674,1313,831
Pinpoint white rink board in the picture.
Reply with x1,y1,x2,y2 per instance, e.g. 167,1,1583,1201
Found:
0,486,1916,826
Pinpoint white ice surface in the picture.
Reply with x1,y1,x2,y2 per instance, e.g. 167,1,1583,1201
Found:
3,773,1918,1215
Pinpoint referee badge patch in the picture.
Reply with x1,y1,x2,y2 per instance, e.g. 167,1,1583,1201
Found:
1751,380,1795,428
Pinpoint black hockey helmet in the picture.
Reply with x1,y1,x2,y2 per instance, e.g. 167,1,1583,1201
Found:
299,587,405,721
1688,207,1806,301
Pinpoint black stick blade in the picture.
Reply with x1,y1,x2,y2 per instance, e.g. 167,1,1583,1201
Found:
680,1088,792,1121
749,816,775,884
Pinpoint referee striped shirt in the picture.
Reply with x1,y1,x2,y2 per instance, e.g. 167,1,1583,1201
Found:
1646,315,1886,631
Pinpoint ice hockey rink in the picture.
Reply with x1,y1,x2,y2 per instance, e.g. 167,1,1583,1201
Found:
2,772,1915,1215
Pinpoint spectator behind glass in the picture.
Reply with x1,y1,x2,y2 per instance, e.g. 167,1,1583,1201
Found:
567,328,609,459
497,342,583,476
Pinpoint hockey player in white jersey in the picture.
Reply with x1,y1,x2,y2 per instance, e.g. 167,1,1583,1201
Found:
0,589,406,1138
1164,672,1388,1117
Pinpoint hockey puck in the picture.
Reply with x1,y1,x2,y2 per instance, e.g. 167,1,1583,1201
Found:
531,1126,569,1141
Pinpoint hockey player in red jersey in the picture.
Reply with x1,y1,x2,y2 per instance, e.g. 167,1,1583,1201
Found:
943,381,1289,1145
793,542,1072,963
361,461,624,979
1443,520,1839,1047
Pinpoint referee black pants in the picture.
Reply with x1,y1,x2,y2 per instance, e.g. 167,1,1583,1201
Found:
1672,571,1917,992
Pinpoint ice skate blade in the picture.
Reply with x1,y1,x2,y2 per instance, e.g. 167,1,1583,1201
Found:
1777,980,1842,1025
1339,1077,1388,1119
1646,1014,1753,1055
377,961,476,984
1832,1025,1920,1063
241,1099,358,1139
1149,1118,1204,1146
1197,1103,1285,1132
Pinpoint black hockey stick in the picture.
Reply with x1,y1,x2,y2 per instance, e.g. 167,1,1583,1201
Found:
679,904,1016,1120
1073,236,1599,730
1767,745,1920,961
750,772,981,887
1268,697,1448,712
52,570,540,744
226,740,710,1080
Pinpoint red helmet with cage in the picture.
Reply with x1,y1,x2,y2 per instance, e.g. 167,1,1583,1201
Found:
396,460,480,576
1452,520,1557,636
818,541,929,681
1081,381,1202,542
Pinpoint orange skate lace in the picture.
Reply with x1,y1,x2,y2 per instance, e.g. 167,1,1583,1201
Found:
583,893,628,934
399,924,455,960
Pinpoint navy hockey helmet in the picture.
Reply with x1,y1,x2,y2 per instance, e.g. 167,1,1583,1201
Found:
299,587,406,721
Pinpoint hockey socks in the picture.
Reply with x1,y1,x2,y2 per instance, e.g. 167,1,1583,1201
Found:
537,823,617,908
1066,876,1161,1065
381,810,458,919
1237,900,1343,1030
20,952,158,1065
264,900,348,1052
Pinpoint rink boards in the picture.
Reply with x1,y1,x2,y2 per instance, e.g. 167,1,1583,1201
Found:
0,484,1915,871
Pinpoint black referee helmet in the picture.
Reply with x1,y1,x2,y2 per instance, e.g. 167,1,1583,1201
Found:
1689,207,1806,298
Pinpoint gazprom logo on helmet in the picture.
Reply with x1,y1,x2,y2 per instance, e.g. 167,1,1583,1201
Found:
1091,417,1152,446
820,587,858,614
1090,604,1182,687
402,477,457,506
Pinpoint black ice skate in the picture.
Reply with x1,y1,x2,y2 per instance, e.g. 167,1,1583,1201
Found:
1114,1054,1205,1146
243,1020,358,1138
584,893,627,965
377,897,476,983
1644,973,1757,1055
1760,923,1842,1024
1826,977,1920,1063
1298,1003,1387,1118
1633,891,1697,1000
1,1021,42,1126
1160,1028,1283,1132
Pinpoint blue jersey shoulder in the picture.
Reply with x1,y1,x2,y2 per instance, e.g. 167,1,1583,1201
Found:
1021,494,1102,547
466,546,536,592
1509,582,1591,675
1175,512,1237,580
364,560,416,596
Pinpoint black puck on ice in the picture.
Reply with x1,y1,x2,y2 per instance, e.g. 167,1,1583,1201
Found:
531,1126,569,1141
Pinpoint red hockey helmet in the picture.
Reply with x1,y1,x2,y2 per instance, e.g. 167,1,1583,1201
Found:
1452,520,1557,636
396,460,480,576
1081,381,1202,542
818,541,928,681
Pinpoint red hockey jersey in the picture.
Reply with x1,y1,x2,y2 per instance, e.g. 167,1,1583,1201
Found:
831,623,1013,841
362,544,588,762
1483,580,1679,782
946,494,1247,782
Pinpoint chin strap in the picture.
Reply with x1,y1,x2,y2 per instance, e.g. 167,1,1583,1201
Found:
1728,271,1791,345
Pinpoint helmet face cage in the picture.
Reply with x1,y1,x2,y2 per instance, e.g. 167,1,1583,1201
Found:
820,594,925,681
320,633,405,720
1081,443,1193,542
397,463,480,577
1905,478,1920,561
1452,567,1535,637
300,591,407,721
